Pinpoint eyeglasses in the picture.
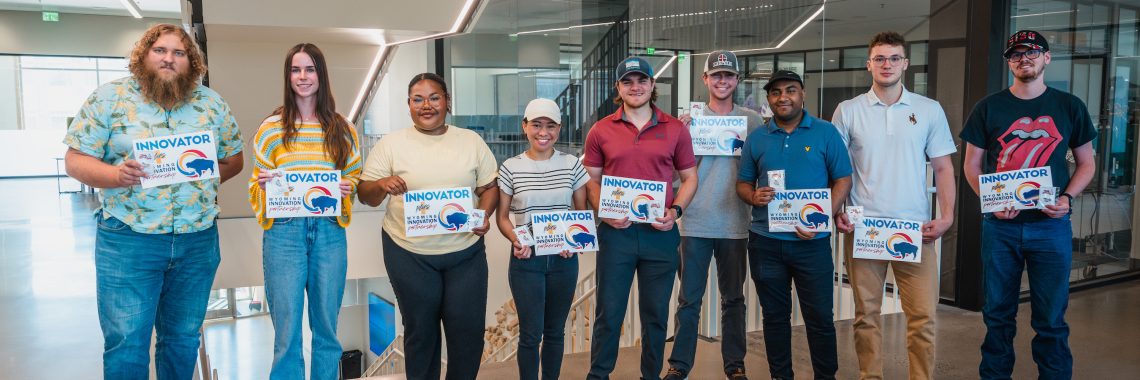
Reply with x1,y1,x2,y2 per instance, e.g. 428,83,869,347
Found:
869,55,906,66
1006,49,1043,62
411,95,445,107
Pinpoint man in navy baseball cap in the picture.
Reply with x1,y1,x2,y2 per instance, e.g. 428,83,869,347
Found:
617,56,654,80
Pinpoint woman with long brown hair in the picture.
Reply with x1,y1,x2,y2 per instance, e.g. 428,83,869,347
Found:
248,43,361,380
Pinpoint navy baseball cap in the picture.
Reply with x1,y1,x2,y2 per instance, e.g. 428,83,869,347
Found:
616,56,654,81
1004,30,1050,57
763,70,804,91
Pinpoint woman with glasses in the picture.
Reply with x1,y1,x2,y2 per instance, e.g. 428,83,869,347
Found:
495,98,588,380
359,72,499,380
249,43,361,380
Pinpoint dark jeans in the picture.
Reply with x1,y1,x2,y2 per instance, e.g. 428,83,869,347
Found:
668,237,748,374
588,223,681,380
748,232,837,380
979,217,1073,380
508,253,579,380
382,231,488,380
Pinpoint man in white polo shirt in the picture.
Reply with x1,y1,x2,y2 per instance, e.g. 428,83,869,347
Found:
831,31,957,380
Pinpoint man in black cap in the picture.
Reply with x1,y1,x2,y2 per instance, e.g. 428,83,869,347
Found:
736,70,851,380
664,50,761,380
960,30,1096,379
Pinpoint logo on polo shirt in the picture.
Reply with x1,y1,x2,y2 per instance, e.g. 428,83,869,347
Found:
909,113,917,125
1014,181,1041,206
804,146,811,152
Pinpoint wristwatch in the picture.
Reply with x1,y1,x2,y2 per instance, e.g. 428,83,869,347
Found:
671,205,684,218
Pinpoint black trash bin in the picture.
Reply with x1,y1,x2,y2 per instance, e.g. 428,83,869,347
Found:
340,349,362,379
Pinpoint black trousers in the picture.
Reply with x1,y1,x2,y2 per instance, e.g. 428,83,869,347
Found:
382,232,488,380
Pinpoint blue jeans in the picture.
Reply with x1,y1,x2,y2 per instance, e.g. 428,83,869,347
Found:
263,217,348,380
980,217,1073,380
668,237,748,375
588,223,680,380
748,232,837,380
508,253,579,380
95,214,220,380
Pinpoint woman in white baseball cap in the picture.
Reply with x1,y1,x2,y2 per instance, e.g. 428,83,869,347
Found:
494,98,588,380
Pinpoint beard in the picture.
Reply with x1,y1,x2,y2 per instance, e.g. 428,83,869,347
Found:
1013,63,1044,83
136,65,197,110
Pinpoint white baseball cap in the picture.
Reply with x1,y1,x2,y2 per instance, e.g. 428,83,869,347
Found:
524,98,561,125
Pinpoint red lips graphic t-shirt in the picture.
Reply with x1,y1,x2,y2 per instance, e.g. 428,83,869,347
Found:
960,87,1097,222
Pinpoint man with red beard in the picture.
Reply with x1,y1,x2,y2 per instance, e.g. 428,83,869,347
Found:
961,30,1096,380
63,24,243,380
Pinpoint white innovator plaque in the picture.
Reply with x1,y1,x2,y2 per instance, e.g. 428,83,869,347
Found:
690,115,747,156
265,171,341,218
402,187,475,237
978,167,1054,213
598,175,667,223
852,216,923,263
530,210,599,256
767,189,832,233
133,131,218,188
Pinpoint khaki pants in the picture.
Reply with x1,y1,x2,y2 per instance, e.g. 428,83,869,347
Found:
843,234,939,380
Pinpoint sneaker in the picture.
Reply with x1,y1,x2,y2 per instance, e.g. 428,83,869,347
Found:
663,367,687,380
726,368,748,380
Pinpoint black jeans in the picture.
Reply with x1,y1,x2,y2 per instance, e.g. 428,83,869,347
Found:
382,231,488,380
588,223,680,380
667,237,748,374
508,253,579,380
748,232,837,380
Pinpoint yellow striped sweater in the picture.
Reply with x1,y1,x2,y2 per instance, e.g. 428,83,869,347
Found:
248,114,362,229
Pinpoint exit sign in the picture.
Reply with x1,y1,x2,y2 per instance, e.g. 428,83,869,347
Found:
42,11,59,22
646,47,656,55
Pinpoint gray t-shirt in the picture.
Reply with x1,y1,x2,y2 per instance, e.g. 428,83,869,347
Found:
679,104,763,239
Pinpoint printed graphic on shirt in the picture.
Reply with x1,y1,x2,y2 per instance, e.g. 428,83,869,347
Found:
997,116,1062,172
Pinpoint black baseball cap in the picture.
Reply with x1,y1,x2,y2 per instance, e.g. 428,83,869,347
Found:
616,56,654,81
1004,30,1050,57
763,70,804,91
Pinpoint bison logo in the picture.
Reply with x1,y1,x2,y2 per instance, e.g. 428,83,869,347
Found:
437,203,468,231
799,203,829,229
886,233,918,260
1015,181,1041,207
177,149,214,178
630,194,655,220
303,186,337,214
564,224,596,250
716,130,745,154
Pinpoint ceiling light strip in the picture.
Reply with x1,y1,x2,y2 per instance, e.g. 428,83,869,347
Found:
119,0,143,18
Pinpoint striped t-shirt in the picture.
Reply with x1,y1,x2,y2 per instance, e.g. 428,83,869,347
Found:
498,151,589,227
248,114,362,229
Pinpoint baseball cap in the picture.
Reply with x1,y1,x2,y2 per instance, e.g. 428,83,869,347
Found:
1004,30,1050,57
616,56,654,81
524,98,561,125
763,70,804,91
704,50,740,75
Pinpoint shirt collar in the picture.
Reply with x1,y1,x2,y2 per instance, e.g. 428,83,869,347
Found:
612,105,661,129
765,110,814,134
864,87,913,106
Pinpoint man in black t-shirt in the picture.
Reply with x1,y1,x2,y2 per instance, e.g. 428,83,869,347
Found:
960,30,1097,380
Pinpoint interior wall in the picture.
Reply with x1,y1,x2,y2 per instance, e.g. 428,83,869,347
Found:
0,56,18,131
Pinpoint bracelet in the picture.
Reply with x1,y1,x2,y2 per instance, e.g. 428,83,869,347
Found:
1059,192,1074,203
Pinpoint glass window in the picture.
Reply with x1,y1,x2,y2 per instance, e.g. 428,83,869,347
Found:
806,49,840,71
841,47,868,69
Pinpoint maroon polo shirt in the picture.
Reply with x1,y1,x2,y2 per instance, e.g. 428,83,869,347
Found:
583,105,697,206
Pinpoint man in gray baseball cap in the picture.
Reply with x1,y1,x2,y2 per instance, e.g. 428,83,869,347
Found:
664,49,760,380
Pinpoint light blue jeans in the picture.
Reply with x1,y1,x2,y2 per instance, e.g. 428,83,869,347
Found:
95,213,220,380
263,217,348,380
